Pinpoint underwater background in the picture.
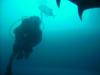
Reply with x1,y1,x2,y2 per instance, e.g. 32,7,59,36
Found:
1,0,100,75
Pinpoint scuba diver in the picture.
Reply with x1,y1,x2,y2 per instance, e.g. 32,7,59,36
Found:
5,16,42,75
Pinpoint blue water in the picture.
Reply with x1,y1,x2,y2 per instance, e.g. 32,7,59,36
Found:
1,0,100,75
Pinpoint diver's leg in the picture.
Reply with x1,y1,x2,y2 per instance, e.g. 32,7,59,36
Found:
16,50,24,60
24,47,33,59
5,53,16,75
5,43,19,75
13,43,24,60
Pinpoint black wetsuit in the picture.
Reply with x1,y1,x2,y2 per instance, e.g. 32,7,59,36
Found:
5,16,42,75
13,17,42,59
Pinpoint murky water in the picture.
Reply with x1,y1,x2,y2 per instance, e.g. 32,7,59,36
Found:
1,0,100,75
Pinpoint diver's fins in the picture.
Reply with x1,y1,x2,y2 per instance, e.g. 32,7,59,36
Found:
56,0,61,7
78,7,83,20
56,0,100,20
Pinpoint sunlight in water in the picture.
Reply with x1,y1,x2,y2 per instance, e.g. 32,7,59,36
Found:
1,0,100,33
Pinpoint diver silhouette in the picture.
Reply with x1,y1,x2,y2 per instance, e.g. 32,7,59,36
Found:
5,16,42,75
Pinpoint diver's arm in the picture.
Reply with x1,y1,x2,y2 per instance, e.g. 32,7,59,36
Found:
31,30,42,47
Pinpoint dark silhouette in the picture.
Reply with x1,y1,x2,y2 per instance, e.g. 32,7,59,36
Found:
6,16,42,75
56,0,60,7
56,0,100,19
